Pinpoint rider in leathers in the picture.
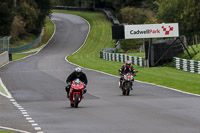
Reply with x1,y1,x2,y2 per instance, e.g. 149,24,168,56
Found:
119,60,135,89
65,67,87,98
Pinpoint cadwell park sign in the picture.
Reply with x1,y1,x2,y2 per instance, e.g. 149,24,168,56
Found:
112,23,179,39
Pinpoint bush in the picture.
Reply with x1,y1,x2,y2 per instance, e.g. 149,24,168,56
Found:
120,39,143,52
119,7,157,24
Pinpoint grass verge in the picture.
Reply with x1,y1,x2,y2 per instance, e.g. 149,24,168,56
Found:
12,18,55,61
53,10,200,95
0,85,6,95
125,53,145,57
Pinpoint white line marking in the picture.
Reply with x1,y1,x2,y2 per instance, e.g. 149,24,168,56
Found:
35,127,41,130
12,102,18,105
28,120,35,123
22,112,28,115
0,126,32,133
0,78,12,98
32,123,39,126
37,131,44,133
10,99,15,102
26,117,32,120
20,110,27,112
24,115,30,117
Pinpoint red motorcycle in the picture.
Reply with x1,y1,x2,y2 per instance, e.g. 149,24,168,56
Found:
119,71,138,96
69,78,85,108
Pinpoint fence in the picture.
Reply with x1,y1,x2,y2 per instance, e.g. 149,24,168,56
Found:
8,29,44,53
0,36,11,54
174,57,200,74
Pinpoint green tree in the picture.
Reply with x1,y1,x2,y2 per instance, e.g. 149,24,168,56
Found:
120,7,157,24
34,0,53,34
15,0,39,34
120,39,142,52
156,0,200,37
0,0,14,36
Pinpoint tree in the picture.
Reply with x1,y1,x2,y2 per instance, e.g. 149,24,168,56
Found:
156,0,200,37
34,0,53,34
14,0,39,35
0,0,14,36
119,7,157,24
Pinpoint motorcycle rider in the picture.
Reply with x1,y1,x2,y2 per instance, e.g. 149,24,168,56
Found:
65,67,88,98
119,60,135,89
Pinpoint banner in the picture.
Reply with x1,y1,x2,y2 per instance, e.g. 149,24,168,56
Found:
124,23,179,39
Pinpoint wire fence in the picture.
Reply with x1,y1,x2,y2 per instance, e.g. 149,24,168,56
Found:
0,36,11,54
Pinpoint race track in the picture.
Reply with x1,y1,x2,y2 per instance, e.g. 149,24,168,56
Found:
0,13,200,133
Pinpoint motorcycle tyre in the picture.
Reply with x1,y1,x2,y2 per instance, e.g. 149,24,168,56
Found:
126,90,130,96
74,93,79,108
70,103,74,107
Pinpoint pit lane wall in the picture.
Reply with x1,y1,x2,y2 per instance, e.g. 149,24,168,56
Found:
0,51,9,67
174,57,200,74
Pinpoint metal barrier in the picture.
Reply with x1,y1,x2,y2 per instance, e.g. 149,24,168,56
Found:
174,57,200,74
100,41,146,67
8,29,44,53
55,6,119,25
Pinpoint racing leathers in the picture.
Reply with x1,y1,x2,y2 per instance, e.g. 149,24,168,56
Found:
65,71,88,98
119,64,135,88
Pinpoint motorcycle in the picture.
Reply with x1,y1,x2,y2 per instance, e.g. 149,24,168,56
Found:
69,78,85,108
119,71,138,96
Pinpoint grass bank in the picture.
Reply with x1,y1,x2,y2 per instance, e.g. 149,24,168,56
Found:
12,18,55,61
54,10,200,95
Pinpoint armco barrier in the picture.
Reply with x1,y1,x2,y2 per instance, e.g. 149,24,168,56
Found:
100,41,146,67
174,57,200,74
100,51,146,67
6,29,44,53
55,6,119,25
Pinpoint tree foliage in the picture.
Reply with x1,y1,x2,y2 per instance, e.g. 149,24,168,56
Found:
120,39,142,52
156,0,200,37
0,0,14,36
0,0,52,39
119,7,157,24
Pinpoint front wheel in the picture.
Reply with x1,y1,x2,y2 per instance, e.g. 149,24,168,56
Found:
70,103,74,107
126,82,132,96
126,89,130,96
74,93,79,108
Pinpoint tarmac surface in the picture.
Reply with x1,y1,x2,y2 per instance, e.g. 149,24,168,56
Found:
0,13,200,133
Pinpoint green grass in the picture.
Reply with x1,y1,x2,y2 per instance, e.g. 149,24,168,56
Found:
12,54,29,61
53,10,200,95
0,131,13,133
179,44,200,60
125,52,145,57
12,18,55,61
0,85,7,95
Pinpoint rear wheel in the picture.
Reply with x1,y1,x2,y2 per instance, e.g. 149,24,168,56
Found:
74,93,79,108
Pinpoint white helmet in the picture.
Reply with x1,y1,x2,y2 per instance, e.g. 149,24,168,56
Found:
75,67,82,72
